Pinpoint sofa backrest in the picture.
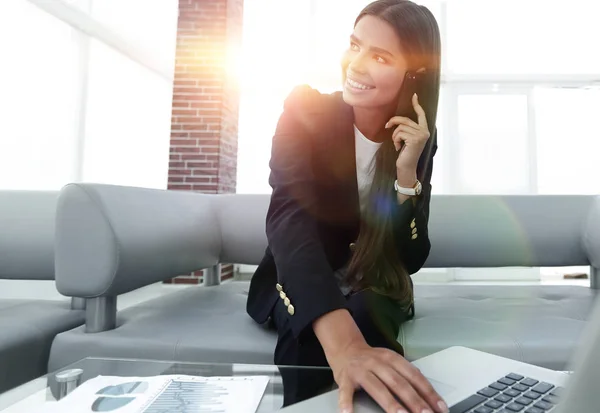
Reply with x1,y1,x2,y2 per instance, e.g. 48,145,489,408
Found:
211,194,270,265
0,190,59,280
54,183,600,298
427,195,598,268
215,193,600,269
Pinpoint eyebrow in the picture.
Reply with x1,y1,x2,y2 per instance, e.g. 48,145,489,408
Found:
350,34,395,58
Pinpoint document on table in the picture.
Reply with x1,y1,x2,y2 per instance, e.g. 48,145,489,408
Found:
36,374,270,413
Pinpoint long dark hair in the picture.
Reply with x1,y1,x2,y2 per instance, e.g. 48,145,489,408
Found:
345,0,441,307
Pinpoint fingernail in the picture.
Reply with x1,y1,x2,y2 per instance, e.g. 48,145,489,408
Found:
385,122,390,128
438,400,449,413
414,93,418,99
421,409,433,413
397,410,408,413
341,409,351,413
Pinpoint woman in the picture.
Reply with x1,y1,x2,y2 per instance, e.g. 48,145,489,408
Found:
247,1,446,412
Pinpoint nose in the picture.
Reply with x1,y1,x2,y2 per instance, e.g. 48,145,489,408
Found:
348,52,368,74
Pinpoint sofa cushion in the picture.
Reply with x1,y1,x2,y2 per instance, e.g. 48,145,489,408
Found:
48,282,597,372
48,282,277,372
0,299,85,392
403,284,598,370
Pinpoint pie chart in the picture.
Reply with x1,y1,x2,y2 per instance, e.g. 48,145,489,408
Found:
91,381,149,412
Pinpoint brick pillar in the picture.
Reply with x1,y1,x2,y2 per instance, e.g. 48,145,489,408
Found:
166,0,243,284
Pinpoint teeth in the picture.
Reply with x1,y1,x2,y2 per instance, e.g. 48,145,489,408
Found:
347,78,373,90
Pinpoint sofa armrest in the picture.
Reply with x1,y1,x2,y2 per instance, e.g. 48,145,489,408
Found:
55,183,221,298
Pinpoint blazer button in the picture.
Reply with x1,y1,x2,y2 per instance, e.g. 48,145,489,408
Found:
276,283,283,292
284,297,290,306
411,233,418,240
280,291,286,299
410,220,416,229
412,227,417,235
349,242,356,252
287,304,295,316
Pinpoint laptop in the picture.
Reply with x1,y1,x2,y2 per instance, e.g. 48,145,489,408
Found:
281,295,600,413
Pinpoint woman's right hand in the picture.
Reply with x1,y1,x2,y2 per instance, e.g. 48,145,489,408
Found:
330,340,449,413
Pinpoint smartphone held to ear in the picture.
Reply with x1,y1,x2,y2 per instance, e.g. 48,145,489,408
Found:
395,71,424,123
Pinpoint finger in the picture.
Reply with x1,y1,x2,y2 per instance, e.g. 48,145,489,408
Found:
385,353,448,413
392,127,429,150
385,116,419,131
392,131,411,151
375,366,432,413
412,93,429,130
403,366,448,413
359,371,408,413
392,125,417,140
338,379,355,413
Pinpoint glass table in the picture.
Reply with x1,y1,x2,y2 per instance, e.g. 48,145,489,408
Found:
0,357,333,413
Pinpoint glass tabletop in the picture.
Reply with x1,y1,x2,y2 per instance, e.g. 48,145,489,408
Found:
0,357,333,413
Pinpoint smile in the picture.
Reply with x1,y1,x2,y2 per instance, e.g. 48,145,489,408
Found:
346,77,375,90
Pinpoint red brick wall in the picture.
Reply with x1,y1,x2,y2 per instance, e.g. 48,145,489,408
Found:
166,0,244,284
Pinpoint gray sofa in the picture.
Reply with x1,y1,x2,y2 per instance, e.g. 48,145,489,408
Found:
0,191,85,392
48,183,600,373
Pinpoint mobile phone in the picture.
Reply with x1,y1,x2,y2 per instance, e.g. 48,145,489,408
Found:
395,70,424,124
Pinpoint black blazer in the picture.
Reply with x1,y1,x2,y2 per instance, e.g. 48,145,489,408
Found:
246,85,437,341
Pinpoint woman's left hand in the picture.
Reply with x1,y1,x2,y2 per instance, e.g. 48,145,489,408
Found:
385,93,430,171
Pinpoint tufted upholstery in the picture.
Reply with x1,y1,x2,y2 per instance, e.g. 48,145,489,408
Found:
402,284,596,370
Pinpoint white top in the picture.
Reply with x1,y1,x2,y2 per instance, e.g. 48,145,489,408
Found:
354,124,382,213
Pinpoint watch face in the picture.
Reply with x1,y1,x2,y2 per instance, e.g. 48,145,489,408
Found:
415,181,422,195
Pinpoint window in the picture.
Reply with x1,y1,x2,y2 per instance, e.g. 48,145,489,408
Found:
237,0,600,196
535,87,600,195
446,0,600,75
0,0,178,190
0,0,79,190
456,93,530,194
82,39,173,188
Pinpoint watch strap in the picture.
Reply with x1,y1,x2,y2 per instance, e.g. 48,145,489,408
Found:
394,179,421,196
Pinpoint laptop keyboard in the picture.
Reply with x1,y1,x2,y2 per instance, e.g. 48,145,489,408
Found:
449,373,563,413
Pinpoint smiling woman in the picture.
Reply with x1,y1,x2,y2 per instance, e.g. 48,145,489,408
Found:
245,1,446,413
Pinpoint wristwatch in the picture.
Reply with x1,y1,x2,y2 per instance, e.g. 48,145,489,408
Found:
394,179,422,196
